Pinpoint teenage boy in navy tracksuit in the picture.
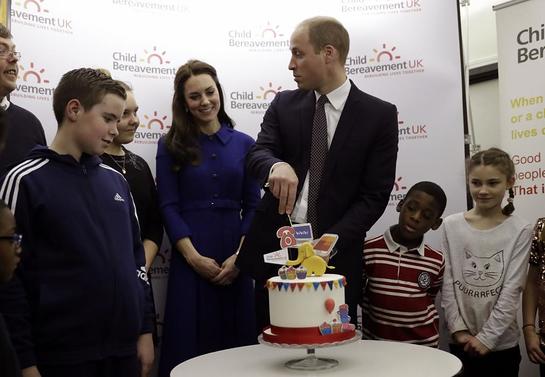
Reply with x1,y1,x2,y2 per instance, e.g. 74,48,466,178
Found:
0,68,154,377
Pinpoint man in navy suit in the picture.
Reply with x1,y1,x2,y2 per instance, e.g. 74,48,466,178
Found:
236,16,398,333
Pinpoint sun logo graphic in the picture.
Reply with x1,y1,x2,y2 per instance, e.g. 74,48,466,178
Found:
155,248,171,265
142,111,170,130
389,176,408,205
256,82,282,100
393,176,407,192
18,62,50,84
140,47,171,65
261,22,284,39
149,247,171,278
369,44,401,63
15,0,49,12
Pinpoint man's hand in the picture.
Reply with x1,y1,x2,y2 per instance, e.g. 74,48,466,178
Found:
267,163,298,215
137,333,154,377
22,366,42,377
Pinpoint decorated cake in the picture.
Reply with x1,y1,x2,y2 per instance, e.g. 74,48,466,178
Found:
262,273,356,344
261,231,355,344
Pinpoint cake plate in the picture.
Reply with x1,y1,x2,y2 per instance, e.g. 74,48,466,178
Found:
258,330,362,371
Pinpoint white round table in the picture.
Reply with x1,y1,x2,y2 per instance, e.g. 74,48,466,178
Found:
171,340,462,376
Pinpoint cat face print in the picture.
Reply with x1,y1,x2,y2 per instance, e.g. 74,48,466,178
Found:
462,249,504,287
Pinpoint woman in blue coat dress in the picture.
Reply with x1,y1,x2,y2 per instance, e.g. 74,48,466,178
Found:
156,60,260,376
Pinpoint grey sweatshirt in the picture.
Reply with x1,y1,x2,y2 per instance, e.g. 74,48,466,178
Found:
441,212,532,351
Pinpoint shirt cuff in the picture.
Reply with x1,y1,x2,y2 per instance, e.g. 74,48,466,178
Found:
266,162,289,186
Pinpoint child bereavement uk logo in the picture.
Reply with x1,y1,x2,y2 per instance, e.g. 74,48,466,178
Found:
340,0,422,15
229,81,283,115
13,60,54,102
134,110,171,144
12,0,73,34
228,21,289,53
112,46,176,80
345,43,424,78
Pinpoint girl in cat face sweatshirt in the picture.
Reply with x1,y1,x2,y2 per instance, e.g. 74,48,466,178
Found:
441,147,532,377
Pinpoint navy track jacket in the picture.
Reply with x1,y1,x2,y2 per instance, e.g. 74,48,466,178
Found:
0,146,154,366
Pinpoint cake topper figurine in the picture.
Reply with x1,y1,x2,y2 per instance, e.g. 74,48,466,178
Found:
285,242,334,277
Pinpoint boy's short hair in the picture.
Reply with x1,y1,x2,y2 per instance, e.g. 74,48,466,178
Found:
53,68,126,126
405,181,447,217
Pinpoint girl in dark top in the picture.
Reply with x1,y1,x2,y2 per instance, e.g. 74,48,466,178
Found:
101,81,163,271
101,82,163,376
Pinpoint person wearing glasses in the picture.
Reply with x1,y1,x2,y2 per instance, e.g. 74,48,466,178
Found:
0,198,22,377
0,23,46,173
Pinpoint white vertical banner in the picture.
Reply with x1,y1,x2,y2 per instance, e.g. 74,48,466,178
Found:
9,0,467,358
495,0,545,224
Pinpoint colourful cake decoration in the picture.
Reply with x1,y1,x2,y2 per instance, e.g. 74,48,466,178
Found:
285,242,334,277
319,322,332,335
266,276,346,291
296,266,307,279
337,304,351,324
286,266,296,280
324,298,335,314
342,323,356,332
315,303,355,336
278,266,288,280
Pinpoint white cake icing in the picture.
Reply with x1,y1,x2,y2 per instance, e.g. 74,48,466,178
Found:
268,273,346,328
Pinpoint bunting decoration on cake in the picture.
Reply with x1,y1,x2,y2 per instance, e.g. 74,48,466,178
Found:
266,276,346,291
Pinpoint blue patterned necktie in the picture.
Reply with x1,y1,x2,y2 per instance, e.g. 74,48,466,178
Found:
307,95,329,231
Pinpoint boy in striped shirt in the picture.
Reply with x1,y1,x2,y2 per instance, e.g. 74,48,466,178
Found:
362,181,447,347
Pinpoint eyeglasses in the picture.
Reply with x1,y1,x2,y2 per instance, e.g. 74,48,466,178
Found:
0,234,22,248
0,49,21,59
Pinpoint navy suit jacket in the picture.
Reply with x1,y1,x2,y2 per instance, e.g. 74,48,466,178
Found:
236,81,398,305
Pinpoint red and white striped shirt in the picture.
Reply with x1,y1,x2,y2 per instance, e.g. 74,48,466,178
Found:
362,228,444,347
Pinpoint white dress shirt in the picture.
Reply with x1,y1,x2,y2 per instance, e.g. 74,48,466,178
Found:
290,78,351,223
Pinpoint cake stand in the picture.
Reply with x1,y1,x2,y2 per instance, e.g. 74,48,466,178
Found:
258,330,362,371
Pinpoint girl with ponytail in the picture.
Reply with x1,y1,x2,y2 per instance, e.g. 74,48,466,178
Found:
441,147,532,376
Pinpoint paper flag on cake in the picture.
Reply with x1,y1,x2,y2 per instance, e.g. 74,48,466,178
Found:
263,249,289,265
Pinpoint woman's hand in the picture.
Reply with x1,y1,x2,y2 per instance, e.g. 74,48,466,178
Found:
452,330,472,345
188,254,221,281
464,336,490,357
211,254,240,286
524,327,545,364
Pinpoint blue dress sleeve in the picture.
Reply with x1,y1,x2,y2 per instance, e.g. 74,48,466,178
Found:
240,137,261,235
155,137,192,244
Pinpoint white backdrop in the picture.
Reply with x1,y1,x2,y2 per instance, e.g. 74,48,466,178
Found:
496,0,545,223
9,0,467,355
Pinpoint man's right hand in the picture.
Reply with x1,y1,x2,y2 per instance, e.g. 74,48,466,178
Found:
22,366,42,377
267,163,298,215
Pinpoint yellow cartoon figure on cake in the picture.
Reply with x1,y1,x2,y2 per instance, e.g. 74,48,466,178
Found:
286,242,334,276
